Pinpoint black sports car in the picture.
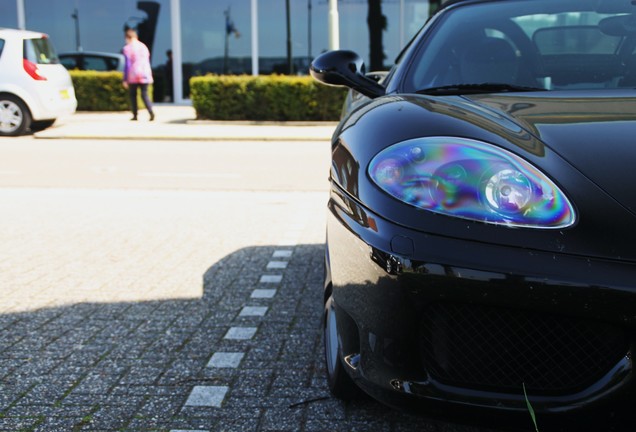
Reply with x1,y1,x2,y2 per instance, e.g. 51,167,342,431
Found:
311,0,636,428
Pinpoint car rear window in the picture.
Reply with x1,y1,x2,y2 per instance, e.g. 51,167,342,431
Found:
23,37,59,64
0,39,5,59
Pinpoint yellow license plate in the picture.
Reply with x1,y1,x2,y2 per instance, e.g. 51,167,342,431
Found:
59,89,70,99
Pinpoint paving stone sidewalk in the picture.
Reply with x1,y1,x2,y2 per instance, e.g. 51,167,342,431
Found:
33,106,337,142
0,188,505,432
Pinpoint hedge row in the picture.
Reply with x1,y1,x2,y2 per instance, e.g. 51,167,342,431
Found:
190,75,346,121
69,71,131,111
69,71,347,121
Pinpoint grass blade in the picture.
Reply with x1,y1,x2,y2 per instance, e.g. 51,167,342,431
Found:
523,382,539,432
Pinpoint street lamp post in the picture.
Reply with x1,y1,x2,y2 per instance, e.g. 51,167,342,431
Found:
308,0,312,64
223,7,231,74
71,7,82,52
286,0,293,74
329,0,339,50
17,0,26,30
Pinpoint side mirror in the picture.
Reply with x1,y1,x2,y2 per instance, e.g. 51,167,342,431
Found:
310,50,386,99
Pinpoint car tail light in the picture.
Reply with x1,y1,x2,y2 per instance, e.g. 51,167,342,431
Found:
23,59,47,81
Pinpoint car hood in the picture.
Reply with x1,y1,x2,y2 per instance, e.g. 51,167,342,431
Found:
462,91,636,216
335,91,636,260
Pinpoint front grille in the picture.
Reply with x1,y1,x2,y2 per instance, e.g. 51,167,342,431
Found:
419,302,629,395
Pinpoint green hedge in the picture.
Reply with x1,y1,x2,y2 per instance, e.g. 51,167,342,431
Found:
190,75,346,121
69,70,152,111
69,71,346,120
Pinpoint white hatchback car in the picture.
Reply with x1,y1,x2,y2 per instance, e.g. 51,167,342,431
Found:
0,28,77,136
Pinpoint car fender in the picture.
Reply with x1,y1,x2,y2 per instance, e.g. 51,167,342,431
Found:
0,83,40,118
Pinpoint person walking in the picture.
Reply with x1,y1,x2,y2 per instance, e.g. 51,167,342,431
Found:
122,28,155,121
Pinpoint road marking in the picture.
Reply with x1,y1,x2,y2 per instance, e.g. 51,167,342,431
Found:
224,327,257,340
138,172,241,179
170,430,208,432
239,306,268,317
267,261,288,269
184,386,228,407
251,289,277,299
260,275,282,284
272,250,293,258
207,352,244,368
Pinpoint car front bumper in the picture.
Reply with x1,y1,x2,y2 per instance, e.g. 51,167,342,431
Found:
326,185,636,420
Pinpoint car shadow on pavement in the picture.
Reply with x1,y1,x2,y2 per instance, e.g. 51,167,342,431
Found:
0,243,630,432
0,244,445,432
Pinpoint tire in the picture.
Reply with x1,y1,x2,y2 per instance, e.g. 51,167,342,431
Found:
30,119,56,132
324,296,359,400
0,95,31,136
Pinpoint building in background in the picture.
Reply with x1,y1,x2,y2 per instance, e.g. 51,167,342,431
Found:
0,0,432,103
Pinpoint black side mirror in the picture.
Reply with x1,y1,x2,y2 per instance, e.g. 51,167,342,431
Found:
310,50,386,99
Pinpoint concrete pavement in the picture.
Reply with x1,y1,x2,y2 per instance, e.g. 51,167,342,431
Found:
2,106,514,432
34,105,338,141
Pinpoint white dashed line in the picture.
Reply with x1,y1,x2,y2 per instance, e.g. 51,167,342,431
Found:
178,226,298,426
224,327,258,340
251,289,277,299
272,250,293,258
184,386,229,407
207,352,244,368
260,275,282,284
170,430,209,432
239,306,268,317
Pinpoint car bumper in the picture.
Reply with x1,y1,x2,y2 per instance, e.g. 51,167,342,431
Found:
29,84,77,120
326,186,636,419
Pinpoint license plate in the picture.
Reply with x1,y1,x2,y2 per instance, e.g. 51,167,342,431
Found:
59,89,70,99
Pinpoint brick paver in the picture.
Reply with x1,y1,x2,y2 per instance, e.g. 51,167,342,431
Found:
0,188,507,431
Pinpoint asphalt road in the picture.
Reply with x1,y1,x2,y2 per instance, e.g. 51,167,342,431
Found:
0,136,507,431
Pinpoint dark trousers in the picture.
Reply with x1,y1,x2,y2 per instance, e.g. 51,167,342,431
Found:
128,83,153,116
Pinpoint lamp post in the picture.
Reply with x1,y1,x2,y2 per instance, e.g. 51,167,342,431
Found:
286,0,293,74
224,7,231,74
17,0,26,30
71,7,82,52
308,0,312,64
329,0,339,50
251,0,258,75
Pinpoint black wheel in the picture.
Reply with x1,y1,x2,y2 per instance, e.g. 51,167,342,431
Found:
30,119,56,132
324,296,359,400
0,95,31,136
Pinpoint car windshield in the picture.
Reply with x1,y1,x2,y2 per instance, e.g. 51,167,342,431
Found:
406,0,636,93
24,37,59,65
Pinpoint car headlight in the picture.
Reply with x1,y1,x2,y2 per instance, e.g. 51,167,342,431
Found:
368,137,575,228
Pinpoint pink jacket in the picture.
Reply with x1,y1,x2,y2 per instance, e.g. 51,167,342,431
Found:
122,39,154,84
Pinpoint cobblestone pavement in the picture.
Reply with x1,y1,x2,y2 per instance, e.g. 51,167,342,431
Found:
0,188,507,432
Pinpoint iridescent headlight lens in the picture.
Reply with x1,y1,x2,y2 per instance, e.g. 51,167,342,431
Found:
368,137,575,228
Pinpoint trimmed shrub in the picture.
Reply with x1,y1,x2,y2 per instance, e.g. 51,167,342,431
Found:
191,75,346,121
69,70,152,111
